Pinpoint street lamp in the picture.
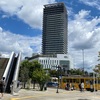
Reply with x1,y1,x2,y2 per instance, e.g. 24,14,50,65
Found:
82,49,84,75
56,65,61,93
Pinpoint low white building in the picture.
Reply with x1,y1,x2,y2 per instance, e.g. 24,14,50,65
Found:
28,54,74,70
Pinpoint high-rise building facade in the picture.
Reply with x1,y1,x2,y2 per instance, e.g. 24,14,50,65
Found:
42,3,68,55
28,3,74,70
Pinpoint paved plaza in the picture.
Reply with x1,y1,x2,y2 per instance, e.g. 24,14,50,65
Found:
1,88,100,100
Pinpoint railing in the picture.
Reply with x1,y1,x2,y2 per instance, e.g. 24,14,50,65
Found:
12,52,22,93
1,52,22,93
3,52,15,92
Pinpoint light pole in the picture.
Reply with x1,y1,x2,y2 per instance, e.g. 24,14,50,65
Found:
56,66,61,93
82,49,84,75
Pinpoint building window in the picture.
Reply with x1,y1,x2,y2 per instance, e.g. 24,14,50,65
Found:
64,56,68,58
46,60,47,64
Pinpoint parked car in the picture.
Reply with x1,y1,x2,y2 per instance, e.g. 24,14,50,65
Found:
47,82,58,87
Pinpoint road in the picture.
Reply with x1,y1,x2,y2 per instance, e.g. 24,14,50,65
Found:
1,88,100,100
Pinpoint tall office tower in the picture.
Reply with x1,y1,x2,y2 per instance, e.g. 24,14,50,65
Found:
42,2,68,55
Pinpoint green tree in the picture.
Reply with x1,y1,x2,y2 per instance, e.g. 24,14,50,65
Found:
49,69,57,77
19,60,31,88
29,60,42,78
32,68,50,91
69,68,84,75
29,60,43,89
94,52,100,77
94,64,100,76
76,69,84,75
19,60,50,90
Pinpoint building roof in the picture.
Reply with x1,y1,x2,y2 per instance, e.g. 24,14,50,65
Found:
27,54,57,60
44,2,64,8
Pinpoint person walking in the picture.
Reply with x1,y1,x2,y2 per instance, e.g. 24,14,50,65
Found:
0,77,5,98
81,82,84,92
67,83,70,90
79,83,81,91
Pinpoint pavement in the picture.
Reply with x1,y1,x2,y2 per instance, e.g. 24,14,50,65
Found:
0,88,100,100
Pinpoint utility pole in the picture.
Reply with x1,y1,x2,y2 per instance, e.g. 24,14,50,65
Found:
82,49,84,75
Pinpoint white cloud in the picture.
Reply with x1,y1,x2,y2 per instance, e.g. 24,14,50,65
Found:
0,0,56,29
68,10,100,70
0,27,42,58
0,0,56,58
0,0,100,71
79,0,100,10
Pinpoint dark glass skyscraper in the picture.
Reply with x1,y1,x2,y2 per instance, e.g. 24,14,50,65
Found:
42,2,68,55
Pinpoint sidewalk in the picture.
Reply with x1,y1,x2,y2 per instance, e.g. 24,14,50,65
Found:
1,88,100,100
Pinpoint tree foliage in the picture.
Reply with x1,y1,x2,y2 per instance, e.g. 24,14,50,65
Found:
29,60,42,78
49,68,85,76
69,68,84,75
19,60,31,82
32,68,50,91
19,60,50,90
94,64,100,76
19,60,31,88
49,69,57,77
94,52,100,77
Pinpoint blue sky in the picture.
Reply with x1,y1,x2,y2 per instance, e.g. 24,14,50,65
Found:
0,0,100,71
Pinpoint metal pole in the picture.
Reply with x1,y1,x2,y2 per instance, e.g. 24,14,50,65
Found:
56,85,59,93
96,73,98,91
93,72,95,91
93,72,97,99
82,49,84,75
56,66,59,93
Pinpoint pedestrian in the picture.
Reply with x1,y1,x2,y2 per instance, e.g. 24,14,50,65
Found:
10,82,13,94
79,83,81,91
69,83,71,90
71,83,74,91
44,83,47,91
65,83,67,90
0,77,5,98
81,82,84,92
67,83,70,90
